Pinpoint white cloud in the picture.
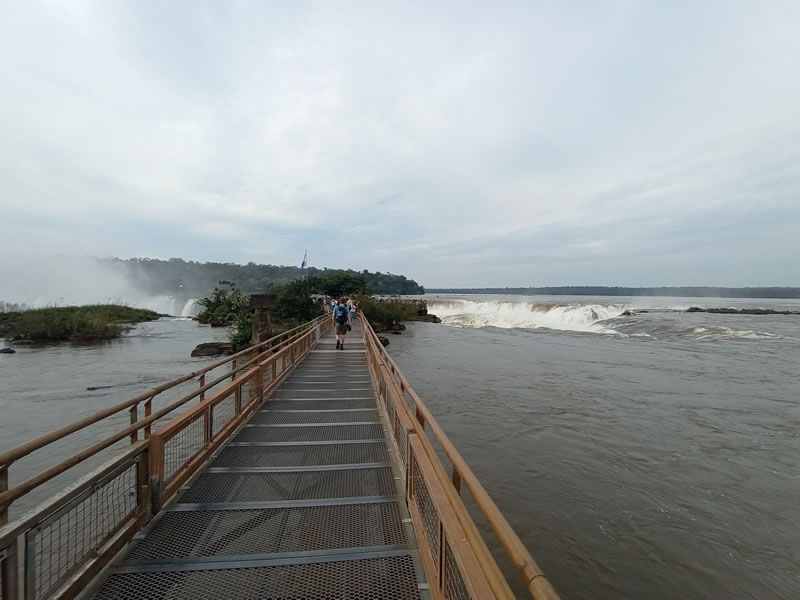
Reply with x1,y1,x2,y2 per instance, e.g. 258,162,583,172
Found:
1,0,799,286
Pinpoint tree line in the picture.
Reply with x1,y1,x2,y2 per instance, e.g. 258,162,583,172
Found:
197,272,418,349
104,257,424,296
425,286,800,299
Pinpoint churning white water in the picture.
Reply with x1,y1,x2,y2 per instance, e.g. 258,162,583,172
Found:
180,299,200,317
427,299,627,333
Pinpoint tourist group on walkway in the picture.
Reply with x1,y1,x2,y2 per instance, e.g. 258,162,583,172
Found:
332,298,358,350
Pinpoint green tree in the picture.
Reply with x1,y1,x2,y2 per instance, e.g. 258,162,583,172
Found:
315,272,369,298
197,281,249,327
271,279,320,322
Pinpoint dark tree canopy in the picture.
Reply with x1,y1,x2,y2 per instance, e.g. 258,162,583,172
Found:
309,272,369,298
103,258,424,297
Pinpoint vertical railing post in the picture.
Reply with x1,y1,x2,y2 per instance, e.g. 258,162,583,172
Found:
199,373,205,402
231,358,237,381
234,379,242,414
129,405,138,443
1,465,9,526
1,464,19,600
137,446,151,516
144,397,153,439
149,435,164,514
452,468,462,494
204,406,212,445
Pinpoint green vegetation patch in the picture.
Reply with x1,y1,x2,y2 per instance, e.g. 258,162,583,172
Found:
198,279,326,351
1,305,160,342
197,273,420,351
357,297,417,332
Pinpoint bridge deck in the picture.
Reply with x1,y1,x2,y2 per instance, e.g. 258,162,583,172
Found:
88,323,429,599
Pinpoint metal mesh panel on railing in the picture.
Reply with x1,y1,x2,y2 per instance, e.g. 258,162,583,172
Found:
387,393,396,428
211,394,237,439
444,540,472,600
240,377,256,409
394,412,409,469
245,377,261,410
25,460,138,600
412,455,440,570
164,417,205,481
261,368,271,391
379,377,387,409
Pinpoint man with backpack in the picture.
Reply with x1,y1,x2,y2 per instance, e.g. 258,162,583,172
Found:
333,297,350,350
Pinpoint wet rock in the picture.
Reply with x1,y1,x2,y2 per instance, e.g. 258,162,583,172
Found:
378,336,390,347
0,347,15,354
191,342,234,357
416,314,441,323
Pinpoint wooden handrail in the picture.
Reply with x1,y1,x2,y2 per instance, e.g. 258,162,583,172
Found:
152,330,312,442
0,314,329,600
0,316,327,511
360,316,559,600
0,315,326,467
379,362,515,600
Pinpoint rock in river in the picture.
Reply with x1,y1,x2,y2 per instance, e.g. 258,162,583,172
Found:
191,342,234,357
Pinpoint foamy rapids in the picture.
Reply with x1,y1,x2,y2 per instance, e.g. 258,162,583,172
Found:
427,300,626,334
425,299,786,341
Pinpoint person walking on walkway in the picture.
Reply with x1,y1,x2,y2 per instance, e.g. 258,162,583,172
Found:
333,297,350,350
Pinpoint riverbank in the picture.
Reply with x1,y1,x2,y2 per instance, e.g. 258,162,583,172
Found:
0,305,161,342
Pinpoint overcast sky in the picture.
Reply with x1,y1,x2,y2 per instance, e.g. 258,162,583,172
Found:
1,1,799,288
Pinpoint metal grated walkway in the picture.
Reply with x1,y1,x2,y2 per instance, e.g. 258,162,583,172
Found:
88,322,429,599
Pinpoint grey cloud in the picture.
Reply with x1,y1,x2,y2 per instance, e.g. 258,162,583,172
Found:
1,1,799,288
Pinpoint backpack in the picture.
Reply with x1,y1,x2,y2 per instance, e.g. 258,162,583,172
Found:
335,306,348,324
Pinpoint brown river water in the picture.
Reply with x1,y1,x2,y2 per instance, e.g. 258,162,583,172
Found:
1,295,799,599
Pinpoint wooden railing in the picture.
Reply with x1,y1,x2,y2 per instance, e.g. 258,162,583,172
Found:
359,316,559,600
0,314,331,600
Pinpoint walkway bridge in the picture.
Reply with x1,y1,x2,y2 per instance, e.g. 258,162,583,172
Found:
0,315,557,600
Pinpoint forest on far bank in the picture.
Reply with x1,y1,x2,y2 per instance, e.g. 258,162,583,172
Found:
426,286,800,299
105,257,424,297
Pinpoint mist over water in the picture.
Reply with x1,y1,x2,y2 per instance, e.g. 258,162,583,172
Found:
0,254,199,316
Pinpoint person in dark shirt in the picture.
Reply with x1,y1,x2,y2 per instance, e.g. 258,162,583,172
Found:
333,297,351,350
